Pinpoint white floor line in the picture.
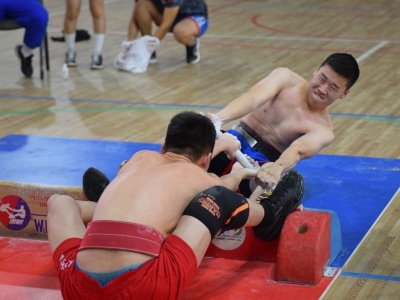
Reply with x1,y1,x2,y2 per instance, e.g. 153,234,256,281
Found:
356,41,389,62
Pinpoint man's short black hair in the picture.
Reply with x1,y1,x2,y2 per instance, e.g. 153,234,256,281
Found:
164,111,216,161
320,53,360,90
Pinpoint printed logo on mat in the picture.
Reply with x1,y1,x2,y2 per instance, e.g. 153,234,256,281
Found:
0,195,31,230
212,228,246,250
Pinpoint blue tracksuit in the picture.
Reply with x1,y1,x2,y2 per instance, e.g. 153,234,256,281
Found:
0,0,48,48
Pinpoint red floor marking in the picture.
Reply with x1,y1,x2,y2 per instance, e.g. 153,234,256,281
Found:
0,237,62,299
0,284,62,300
185,257,333,300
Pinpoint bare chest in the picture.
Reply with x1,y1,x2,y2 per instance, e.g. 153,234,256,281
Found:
243,89,330,148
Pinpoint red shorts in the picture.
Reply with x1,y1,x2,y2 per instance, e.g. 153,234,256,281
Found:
53,234,197,300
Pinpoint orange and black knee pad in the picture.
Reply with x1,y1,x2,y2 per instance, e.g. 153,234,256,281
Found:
183,186,249,239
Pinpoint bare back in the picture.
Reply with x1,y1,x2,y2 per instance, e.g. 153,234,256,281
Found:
93,150,218,235
241,69,333,152
77,150,220,270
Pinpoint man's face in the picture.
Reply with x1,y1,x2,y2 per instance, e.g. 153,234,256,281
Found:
309,65,349,108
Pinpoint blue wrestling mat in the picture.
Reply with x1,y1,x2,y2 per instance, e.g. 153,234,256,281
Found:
0,134,399,267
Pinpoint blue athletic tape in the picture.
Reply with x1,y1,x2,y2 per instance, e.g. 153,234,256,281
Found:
341,271,400,282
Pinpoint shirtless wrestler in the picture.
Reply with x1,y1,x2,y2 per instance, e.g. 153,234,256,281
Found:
47,111,303,299
208,52,360,197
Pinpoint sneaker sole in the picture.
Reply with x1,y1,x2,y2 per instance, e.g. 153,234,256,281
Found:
253,172,304,240
187,57,200,64
91,65,104,70
82,167,110,202
252,198,302,241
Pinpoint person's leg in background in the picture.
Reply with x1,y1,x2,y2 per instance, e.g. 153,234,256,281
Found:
64,0,82,66
173,16,208,64
89,0,106,69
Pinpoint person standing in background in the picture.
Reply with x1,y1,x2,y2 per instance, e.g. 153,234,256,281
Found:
63,0,106,69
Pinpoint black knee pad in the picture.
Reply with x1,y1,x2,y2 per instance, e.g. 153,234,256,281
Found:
183,186,250,239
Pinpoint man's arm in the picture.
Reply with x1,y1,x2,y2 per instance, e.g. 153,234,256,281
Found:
214,68,292,124
212,132,241,159
256,127,335,189
153,6,179,40
219,163,258,191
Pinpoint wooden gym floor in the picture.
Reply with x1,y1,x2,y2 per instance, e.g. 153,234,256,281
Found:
0,0,399,299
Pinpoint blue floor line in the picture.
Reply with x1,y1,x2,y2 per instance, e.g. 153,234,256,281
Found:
0,93,223,110
1,93,399,120
341,271,400,282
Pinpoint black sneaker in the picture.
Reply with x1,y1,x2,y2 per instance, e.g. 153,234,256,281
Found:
252,170,304,240
149,51,157,64
186,39,200,64
91,53,104,70
82,167,110,202
15,45,33,78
